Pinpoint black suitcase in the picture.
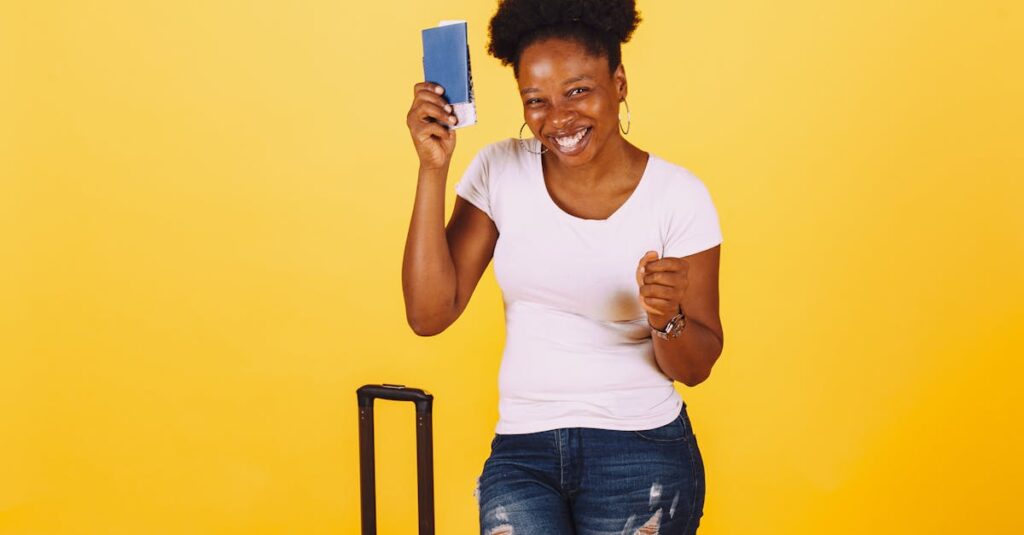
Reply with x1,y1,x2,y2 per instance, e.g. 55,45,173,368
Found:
356,384,435,535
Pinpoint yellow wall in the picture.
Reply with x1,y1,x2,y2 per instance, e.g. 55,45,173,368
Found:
2,1,1021,533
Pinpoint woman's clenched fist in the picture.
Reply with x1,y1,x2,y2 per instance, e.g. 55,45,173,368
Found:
406,82,458,170
635,250,688,330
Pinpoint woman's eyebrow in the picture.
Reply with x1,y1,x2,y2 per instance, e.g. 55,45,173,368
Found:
561,75,591,85
520,75,594,95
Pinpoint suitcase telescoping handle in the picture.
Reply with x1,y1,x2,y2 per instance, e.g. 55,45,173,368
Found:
356,384,434,535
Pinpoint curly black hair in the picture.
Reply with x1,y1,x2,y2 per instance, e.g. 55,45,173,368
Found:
487,0,642,77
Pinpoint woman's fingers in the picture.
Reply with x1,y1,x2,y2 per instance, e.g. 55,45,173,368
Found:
639,283,675,300
642,271,677,285
636,251,664,317
638,297,661,316
413,82,445,97
412,101,456,127
636,250,659,287
408,99,453,126
414,87,452,110
408,82,456,169
416,122,453,143
412,84,454,125
641,296,677,316
637,253,681,318
643,296,676,307
643,257,689,275
408,82,455,129
639,296,675,316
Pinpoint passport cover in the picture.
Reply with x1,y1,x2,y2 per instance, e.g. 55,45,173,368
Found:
421,20,477,128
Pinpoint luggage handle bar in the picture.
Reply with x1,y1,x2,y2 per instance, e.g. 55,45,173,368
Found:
357,384,434,535
358,383,433,410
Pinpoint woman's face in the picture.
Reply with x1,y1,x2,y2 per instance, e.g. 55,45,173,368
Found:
516,38,626,166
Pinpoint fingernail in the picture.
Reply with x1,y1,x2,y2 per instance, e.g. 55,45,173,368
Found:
444,104,452,112
434,85,444,94
449,115,457,124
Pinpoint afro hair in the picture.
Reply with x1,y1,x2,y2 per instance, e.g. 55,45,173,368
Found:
487,0,642,76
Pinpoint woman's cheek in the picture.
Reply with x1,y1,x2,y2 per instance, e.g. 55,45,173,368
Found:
525,110,545,130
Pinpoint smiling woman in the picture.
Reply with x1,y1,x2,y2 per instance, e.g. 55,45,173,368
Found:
401,1,724,533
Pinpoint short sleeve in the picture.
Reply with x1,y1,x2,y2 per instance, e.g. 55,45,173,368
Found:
453,146,493,220
662,175,723,258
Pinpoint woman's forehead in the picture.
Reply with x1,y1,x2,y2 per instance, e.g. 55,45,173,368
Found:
517,38,609,86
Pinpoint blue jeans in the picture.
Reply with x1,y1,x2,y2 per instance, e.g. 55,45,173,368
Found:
476,403,706,534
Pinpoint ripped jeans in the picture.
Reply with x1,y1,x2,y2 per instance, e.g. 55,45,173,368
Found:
475,403,705,535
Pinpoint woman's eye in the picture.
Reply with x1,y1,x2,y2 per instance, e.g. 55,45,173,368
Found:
568,87,589,97
525,98,542,105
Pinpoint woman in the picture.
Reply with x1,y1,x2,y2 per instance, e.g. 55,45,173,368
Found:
402,1,723,533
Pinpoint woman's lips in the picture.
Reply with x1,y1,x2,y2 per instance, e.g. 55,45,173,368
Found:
547,126,592,156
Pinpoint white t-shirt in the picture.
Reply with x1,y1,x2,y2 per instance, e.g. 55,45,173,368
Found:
454,138,723,434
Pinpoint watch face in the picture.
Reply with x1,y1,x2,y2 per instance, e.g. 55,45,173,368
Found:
666,315,685,338
653,313,685,340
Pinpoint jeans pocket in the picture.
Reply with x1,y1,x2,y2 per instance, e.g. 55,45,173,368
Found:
632,415,688,443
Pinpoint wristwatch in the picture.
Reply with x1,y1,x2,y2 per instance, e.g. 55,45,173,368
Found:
651,311,686,340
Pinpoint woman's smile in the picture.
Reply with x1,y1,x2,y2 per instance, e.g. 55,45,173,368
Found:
547,125,593,155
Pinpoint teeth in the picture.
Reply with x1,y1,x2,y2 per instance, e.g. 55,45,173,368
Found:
555,128,588,148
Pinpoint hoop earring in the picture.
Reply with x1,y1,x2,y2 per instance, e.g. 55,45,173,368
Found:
619,98,631,135
519,122,548,154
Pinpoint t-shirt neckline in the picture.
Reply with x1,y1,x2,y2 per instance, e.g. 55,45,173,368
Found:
526,137,656,224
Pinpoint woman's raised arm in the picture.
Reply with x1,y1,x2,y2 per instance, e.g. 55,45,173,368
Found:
401,82,498,336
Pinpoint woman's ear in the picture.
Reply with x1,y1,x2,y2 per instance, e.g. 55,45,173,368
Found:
614,63,628,100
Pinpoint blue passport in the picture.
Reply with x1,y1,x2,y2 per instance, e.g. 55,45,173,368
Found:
421,21,477,128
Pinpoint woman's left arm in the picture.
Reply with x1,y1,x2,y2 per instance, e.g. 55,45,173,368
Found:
636,245,724,386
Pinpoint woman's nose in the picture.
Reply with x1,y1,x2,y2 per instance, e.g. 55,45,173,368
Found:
548,106,578,131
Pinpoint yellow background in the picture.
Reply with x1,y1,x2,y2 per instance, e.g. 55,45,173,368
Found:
2,1,1022,533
